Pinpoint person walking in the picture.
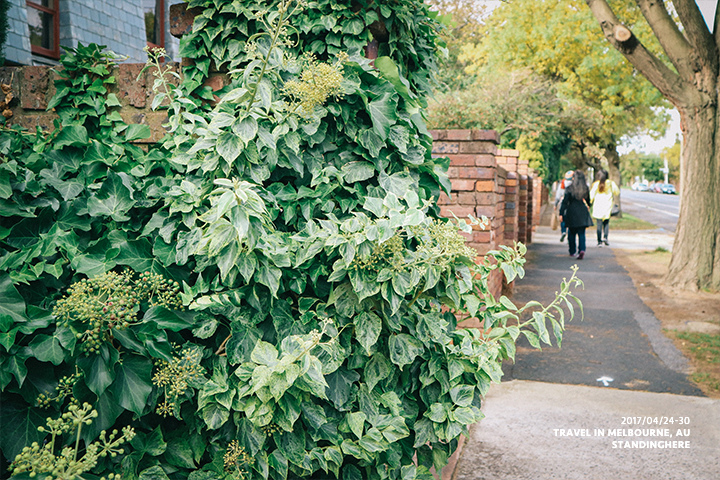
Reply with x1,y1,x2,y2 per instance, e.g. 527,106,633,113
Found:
555,170,574,242
559,170,593,259
590,169,620,247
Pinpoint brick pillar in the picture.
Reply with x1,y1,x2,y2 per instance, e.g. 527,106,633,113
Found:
431,129,505,303
496,149,521,245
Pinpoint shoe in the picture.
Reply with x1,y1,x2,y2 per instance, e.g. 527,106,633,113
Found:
569,252,576,257
603,240,609,246
577,251,585,260
597,242,603,247
560,233,566,242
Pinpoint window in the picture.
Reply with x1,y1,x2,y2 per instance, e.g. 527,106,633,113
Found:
27,0,60,59
144,0,165,49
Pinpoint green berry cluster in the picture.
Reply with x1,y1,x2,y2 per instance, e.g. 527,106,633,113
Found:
9,402,135,480
53,270,182,355
152,346,205,417
224,440,254,479
36,369,82,408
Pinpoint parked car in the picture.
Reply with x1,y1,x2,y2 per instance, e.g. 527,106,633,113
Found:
660,183,677,194
632,181,650,191
653,183,664,193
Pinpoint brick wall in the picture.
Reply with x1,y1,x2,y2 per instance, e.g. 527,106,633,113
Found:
0,63,229,142
432,136,546,302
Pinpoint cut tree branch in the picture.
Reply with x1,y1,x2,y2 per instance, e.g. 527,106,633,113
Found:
673,0,718,74
584,0,701,108
635,0,698,81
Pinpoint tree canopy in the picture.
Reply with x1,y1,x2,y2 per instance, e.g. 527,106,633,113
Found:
584,0,720,291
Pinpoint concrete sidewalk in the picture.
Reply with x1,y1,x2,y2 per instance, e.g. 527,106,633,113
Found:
445,225,719,479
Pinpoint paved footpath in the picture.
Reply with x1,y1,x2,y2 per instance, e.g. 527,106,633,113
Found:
447,225,720,480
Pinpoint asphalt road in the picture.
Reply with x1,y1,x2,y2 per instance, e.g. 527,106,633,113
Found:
620,188,679,232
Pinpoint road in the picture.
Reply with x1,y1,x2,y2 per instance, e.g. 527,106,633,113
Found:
620,188,679,232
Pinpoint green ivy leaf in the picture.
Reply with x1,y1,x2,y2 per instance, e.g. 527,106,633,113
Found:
78,344,119,398
54,125,88,148
367,91,398,140
126,124,152,142
217,132,243,163
110,354,153,415
138,465,171,480
449,385,475,407
86,171,136,222
234,116,259,143
201,402,230,430
0,398,46,462
354,311,381,355
341,161,375,183
28,334,65,365
389,334,424,368
346,411,366,439
0,274,28,331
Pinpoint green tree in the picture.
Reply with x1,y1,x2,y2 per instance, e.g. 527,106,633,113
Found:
463,0,668,197
583,0,720,291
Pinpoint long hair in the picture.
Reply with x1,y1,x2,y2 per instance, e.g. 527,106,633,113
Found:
569,170,588,201
597,169,608,193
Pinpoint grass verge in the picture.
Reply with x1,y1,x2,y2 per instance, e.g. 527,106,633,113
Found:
668,331,720,395
611,213,658,230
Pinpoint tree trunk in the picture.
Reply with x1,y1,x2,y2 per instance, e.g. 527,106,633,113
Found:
667,105,720,291
603,141,622,217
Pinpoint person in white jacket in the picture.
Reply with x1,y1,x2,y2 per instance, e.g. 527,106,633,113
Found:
590,169,620,246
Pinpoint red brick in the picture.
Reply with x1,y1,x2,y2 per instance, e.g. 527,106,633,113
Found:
471,130,500,142
169,3,202,38
477,192,496,205
473,231,492,243
21,66,53,110
475,206,495,218
474,154,496,167
12,112,56,132
437,192,454,205
443,129,472,141
121,110,169,143
440,205,476,218
432,141,460,154
448,154,478,166
475,180,494,192
458,141,497,155
450,179,476,191
449,166,495,180
117,64,147,108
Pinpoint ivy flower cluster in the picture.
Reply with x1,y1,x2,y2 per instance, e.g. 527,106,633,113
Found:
53,270,182,355
223,440,254,479
9,403,134,480
284,53,347,114
152,346,205,417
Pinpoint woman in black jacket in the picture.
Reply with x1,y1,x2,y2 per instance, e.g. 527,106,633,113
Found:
559,170,593,259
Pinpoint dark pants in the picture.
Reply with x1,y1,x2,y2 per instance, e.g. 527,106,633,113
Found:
561,220,567,235
568,227,586,255
596,219,609,243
